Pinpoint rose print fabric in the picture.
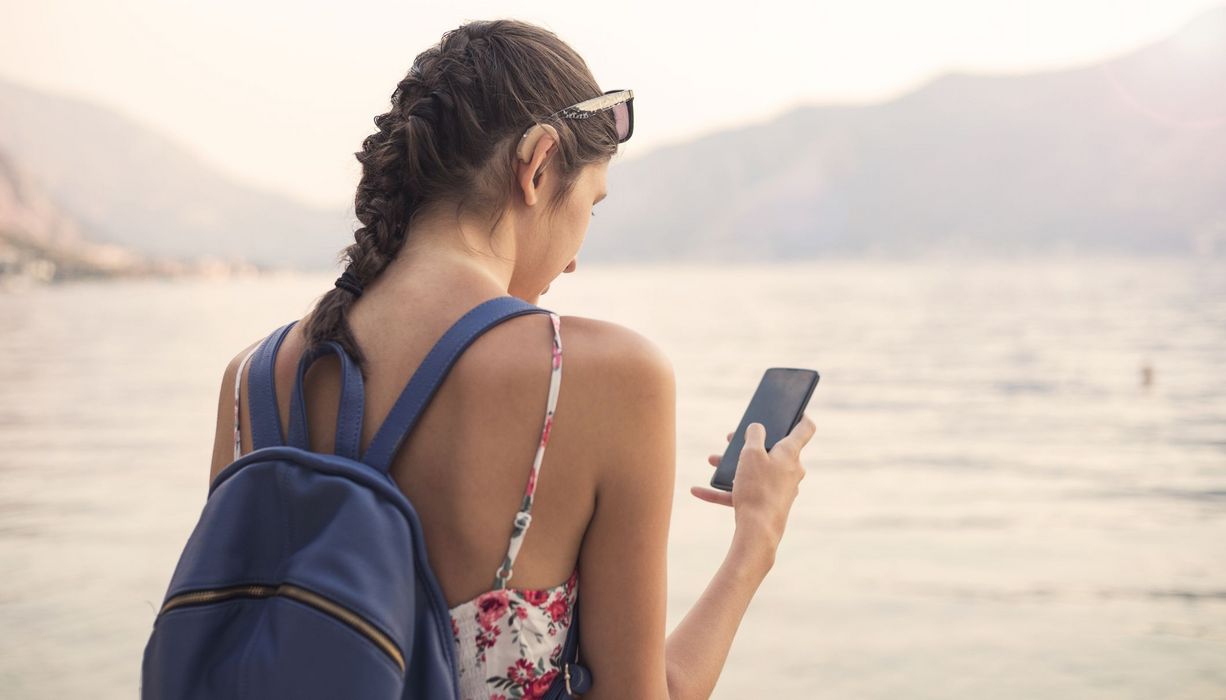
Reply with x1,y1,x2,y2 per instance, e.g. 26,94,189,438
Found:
448,565,578,699
233,312,577,699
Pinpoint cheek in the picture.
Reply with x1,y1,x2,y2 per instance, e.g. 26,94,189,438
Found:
565,202,590,240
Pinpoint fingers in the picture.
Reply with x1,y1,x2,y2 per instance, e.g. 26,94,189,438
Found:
707,430,734,466
778,413,817,454
743,422,766,452
697,426,759,508
713,418,811,463
690,485,733,507
793,412,816,443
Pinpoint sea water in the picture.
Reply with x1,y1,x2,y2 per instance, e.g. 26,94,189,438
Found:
0,257,1222,698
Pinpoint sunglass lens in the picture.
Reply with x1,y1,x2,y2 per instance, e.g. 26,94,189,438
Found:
612,99,633,143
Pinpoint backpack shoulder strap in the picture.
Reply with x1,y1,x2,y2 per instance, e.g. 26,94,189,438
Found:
359,295,550,475
245,320,299,450
286,339,366,460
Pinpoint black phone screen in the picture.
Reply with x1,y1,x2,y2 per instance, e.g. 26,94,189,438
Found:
710,368,819,492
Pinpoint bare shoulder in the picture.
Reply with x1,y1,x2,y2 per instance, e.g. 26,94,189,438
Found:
465,310,674,393
555,314,675,393
551,314,676,485
466,310,675,466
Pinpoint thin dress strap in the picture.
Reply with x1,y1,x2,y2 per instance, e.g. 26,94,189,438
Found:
233,345,261,461
492,311,563,589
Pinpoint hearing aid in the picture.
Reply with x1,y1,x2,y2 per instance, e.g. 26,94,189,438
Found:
517,123,560,164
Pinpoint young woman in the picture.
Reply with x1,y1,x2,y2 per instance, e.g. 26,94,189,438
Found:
209,19,815,700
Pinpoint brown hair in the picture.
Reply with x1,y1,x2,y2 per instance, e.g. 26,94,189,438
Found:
302,18,621,373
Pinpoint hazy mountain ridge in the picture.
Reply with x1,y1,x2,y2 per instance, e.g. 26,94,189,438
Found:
584,6,1226,260
0,6,1222,274
0,78,351,271
0,146,254,284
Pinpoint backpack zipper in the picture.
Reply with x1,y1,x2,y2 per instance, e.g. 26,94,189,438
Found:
159,583,405,673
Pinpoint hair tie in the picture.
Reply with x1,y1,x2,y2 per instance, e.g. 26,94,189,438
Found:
334,269,364,297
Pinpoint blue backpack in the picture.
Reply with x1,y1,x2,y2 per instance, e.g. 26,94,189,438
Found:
142,295,592,699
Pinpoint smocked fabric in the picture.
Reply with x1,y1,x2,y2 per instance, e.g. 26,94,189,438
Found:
233,311,577,699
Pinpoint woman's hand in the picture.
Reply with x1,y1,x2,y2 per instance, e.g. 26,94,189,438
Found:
690,415,816,556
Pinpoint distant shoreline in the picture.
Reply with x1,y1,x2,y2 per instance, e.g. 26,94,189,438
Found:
0,250,284,290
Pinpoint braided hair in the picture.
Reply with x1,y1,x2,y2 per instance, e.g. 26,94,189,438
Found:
303,19,621,373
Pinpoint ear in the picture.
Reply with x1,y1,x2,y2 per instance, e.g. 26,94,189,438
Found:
516,123,560,207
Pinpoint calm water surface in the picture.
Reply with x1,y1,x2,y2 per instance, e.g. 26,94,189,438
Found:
0,258,1223,698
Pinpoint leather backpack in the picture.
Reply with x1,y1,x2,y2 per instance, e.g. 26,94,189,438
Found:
141,295,592,699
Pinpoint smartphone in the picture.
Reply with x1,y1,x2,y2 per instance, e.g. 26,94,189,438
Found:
710,368,820,492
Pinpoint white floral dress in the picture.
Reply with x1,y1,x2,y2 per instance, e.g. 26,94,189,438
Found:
233,311,578,700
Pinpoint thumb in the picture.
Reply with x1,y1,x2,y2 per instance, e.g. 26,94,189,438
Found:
743,422,766,452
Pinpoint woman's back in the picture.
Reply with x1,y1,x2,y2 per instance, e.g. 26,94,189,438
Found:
215,284,677,698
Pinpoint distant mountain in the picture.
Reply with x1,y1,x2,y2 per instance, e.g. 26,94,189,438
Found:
584,5,1226,260
0,6,1223,269
0,144,129,282
0,79,350,270
0,145,249,283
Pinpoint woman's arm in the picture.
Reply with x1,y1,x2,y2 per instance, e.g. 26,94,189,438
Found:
572,327,675,699
667,415,813,699
663,527,775,700
573,320,813,700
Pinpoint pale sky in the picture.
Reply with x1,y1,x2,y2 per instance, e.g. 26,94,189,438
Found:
1,0,1220,209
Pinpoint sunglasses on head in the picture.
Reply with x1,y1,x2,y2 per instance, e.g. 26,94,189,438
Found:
518,89,634,160
549,88,634,143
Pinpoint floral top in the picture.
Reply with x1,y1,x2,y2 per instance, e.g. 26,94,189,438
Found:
233,311,577,700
